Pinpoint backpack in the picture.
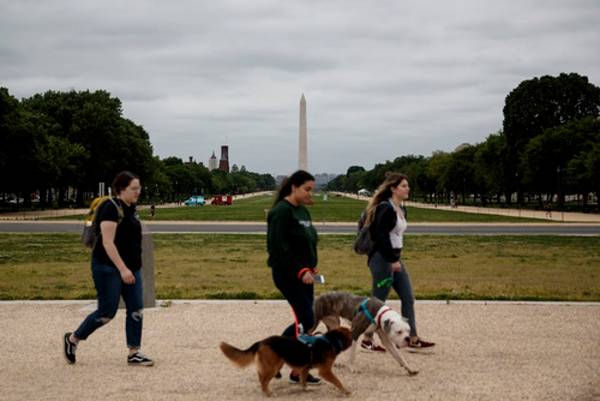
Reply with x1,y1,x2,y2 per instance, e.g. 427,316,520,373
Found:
353,200,397,255
353,210,373,255
81,196,124,249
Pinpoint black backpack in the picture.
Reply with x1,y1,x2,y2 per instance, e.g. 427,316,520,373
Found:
354,200,400,255
353,210,373,255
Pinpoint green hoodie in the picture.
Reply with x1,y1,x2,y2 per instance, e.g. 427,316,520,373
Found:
267,199,318,278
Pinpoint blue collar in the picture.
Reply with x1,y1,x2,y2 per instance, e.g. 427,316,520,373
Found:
359,299,376,326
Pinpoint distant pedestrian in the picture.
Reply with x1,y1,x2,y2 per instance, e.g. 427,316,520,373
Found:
544,202,553,219
63,171,153,367
150,204,156,219
360,172,435,352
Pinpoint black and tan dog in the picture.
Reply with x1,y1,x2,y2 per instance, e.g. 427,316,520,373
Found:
220,327,353,397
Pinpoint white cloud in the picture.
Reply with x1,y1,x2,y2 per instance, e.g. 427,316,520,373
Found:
1,0,599,175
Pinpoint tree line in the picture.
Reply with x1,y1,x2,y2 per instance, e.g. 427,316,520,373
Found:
327,73,600,211
0,88,275,208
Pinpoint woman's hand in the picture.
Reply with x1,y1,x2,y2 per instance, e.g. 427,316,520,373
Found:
301,271,315,284
391,261,403,272
119,267,136,285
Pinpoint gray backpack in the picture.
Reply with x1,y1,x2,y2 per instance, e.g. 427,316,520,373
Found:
81,197,124,249
353,210,373,255
354,200,397,255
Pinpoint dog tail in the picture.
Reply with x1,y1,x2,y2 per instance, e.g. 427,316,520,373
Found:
219,341,259,368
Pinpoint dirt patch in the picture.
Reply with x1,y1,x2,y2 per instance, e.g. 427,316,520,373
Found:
1,301,598,401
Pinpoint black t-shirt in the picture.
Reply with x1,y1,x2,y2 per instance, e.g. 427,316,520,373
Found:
92,198,143,271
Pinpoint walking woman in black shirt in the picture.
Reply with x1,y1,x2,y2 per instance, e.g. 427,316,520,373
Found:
361,172,435,352
63,171,154,366
267,170,320,384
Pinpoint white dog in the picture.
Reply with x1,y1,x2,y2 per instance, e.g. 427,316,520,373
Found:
313,292,418,375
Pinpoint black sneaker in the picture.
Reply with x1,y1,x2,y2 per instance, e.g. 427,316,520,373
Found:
289,372,321,385
127,351,154,366
63,332,77,364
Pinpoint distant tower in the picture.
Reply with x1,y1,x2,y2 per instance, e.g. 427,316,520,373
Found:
208,151,218,171
298,94,308,171
219,145,229,172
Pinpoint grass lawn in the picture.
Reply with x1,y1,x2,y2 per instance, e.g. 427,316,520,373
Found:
50,194,546,223
0,233,598,301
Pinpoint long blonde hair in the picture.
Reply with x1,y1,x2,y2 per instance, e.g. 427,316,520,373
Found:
364,172,408,226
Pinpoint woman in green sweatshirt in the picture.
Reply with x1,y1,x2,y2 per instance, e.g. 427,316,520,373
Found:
267,170,320,384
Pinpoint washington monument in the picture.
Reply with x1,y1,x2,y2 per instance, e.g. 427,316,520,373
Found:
298,93,307,170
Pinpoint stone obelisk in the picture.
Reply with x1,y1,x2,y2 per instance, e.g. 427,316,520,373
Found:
298,93,308,170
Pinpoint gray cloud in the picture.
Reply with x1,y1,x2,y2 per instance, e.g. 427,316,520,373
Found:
1,0,599,175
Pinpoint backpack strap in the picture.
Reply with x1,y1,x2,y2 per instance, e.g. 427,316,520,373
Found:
105,197,125,225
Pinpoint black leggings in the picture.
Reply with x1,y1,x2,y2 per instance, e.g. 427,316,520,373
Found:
272,269,314,337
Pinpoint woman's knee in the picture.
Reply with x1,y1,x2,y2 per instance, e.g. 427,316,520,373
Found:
95,308,117,325
372,285,391,302
96,300,119,323
127,308,144,322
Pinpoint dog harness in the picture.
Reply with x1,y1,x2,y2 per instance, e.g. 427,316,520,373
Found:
298,334,344,356
358,299,394,329
298,333,324,347
358,299,376,325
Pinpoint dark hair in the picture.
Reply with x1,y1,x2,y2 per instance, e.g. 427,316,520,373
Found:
273,170,315,206
364,172,409,226
112,171,140,195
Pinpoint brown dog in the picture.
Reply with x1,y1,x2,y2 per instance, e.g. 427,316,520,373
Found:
220,327,353,397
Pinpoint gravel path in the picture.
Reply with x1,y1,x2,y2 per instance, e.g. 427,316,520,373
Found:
1,301,599,401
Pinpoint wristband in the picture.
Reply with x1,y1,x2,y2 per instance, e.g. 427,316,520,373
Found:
297,267,311,280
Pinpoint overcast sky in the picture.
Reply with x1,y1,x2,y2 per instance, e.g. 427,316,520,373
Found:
1,0,599,175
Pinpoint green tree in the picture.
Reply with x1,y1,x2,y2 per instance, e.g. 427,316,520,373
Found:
503,73,600,202
22,90,154,204
474,132,509,204
426,151,452,203
521,117,600,207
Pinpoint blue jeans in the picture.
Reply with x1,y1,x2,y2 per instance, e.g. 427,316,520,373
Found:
74,258,144,348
